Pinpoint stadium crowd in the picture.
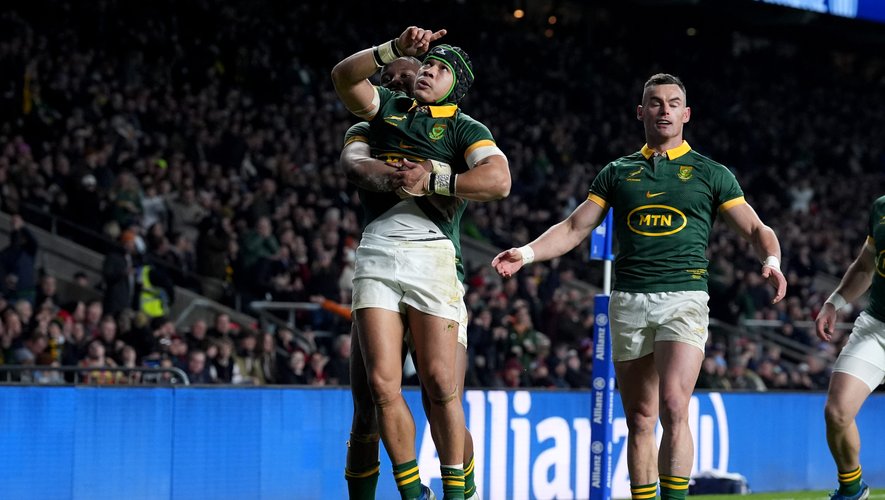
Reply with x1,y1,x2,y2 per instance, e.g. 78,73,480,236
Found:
1,0,884,390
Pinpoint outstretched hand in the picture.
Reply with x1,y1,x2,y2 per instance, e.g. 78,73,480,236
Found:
762,264,787,304
814,303,837,342
492,248,525,279
396,27,447,57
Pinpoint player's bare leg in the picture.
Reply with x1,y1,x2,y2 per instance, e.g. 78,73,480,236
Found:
654,341,703,477
409,307,466,499
417,341,477,497
824,372,870,471
356,307,428,499
614,353,659,487
346,322,382,499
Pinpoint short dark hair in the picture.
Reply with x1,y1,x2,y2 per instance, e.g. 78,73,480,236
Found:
643,73,687,102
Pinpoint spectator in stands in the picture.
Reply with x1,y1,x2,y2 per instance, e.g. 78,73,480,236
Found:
233,330,264,385
257,332,279,384
117,345,140,384
11,331,48,366
96,315,124,364
505,304,545,370
0,214,38,302
186,319,211,352
184,349,213,384
306,350,329,386
239,215,280,296
196,214,234,282
102,230,137,317
326,333,350,386
211,337,236,384
14,299,33,332
136,261,176,320
34,274,60,312
109,172,143,229
727,357,766,391
168,185,209,241
62,322,89,367
207,312,235,339
279,349,309,385
79,340,122,385
564,349,590,389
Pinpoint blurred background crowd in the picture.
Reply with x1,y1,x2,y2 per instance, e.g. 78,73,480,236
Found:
0,0,883,391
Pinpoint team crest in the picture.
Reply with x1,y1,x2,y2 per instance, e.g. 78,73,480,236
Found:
429,123,447,141
677,166,693,181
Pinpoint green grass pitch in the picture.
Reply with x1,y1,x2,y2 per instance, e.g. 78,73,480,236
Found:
688,489,884,499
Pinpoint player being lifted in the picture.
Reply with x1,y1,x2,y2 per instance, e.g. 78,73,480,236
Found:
333,26,510,500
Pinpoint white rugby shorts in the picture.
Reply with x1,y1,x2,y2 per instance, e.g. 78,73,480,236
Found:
609,290,710,362
352,233,468,348
833,311,885,391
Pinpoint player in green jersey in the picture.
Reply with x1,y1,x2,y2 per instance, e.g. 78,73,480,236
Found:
340,57,479,500
493,73,786,500
814,196,885,500
333,27,510,500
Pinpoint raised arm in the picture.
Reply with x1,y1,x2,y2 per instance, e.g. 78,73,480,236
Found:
331,27,446,119
720,202,787,303
492,199,607,278
815,239,876,342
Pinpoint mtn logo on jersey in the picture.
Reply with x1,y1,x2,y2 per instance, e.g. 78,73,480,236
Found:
627,204,687,236
678,166,693,181
430,123,447,141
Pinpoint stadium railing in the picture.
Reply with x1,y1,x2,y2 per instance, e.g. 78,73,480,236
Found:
0,365,190,385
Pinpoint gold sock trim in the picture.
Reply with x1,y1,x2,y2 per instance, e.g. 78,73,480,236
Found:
345,464,380,479
464,457,475,475
839,466,862,482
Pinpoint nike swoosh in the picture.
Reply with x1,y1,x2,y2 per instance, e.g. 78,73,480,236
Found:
646,191,665,198
399,141,415,149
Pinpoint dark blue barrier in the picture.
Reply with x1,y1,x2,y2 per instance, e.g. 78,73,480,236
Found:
0,386,883,499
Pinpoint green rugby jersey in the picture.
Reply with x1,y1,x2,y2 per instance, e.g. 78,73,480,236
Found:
343,86,500,280
864,195,885,322
588,141,744,293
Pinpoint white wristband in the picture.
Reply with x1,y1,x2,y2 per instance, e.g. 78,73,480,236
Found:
763,256,780,270
826,292,848,311
516,245,535,265
377,40,401,65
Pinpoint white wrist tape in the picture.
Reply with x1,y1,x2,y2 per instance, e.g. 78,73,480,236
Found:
826,292,848,311
430,159,451,174
516,245,535,265
377,40,401,65
763,255,780,270
429,172,456,196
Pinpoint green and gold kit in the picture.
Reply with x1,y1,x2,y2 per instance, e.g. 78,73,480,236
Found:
343,86,500,280
864,195,885,322
588,141,744,293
